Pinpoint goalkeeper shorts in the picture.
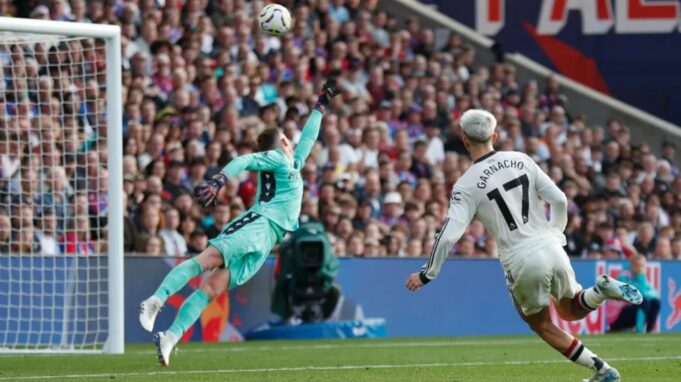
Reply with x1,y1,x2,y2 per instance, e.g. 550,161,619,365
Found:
208,210,286,289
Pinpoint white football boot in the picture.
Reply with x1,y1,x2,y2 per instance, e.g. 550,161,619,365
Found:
595,275,643,305
139,296,163,333
583,367,621,382
153,331,178,367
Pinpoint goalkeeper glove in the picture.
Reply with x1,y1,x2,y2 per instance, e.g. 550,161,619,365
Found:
314,79,340,112
195,173,228,207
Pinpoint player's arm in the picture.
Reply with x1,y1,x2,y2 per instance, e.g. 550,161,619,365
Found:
293,79,340,165
293,110,323,165
222,151,281,177
195,151,281,206
405,185,476,291
532,160,568,232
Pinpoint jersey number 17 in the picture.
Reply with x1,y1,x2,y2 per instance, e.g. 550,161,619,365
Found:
486,174,529,231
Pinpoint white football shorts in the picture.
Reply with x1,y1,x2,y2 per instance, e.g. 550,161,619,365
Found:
504,243,582,316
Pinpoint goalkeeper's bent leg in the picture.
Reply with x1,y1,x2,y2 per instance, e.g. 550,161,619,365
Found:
166,268,231,339
153,246,224,303
153,258,203,303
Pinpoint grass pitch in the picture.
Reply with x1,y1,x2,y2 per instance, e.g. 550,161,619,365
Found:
0,334,679,381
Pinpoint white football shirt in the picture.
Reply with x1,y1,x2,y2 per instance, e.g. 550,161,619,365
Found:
423,150,569,280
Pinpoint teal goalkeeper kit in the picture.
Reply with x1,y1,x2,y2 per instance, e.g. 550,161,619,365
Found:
208,110,323,288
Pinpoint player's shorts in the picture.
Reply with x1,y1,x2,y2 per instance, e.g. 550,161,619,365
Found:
503,243,582,317
208,211,286,289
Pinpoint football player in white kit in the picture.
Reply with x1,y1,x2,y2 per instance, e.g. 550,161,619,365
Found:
405,109,642,382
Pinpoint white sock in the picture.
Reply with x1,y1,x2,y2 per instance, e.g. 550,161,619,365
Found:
147,295,162,306
578,288,606,311
564,338,610,373
166,331,178,344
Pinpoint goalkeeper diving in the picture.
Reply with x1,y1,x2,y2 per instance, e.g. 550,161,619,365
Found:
139,79,340,366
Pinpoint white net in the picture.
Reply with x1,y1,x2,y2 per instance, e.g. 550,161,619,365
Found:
0,33,110,352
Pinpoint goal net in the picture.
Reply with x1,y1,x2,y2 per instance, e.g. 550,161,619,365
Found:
0,19,123,353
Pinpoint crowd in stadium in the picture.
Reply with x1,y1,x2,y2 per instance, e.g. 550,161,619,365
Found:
1,0,680,261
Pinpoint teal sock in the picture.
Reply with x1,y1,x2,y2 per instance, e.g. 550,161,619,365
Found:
153,258,203,304
167,290,210,339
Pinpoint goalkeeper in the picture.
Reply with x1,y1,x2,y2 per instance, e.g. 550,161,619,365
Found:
139,80,339,366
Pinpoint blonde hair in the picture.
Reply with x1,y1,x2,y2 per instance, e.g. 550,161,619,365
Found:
460,109,497,142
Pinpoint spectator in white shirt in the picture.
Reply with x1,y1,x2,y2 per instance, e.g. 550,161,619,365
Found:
360,126,381,169
342,59,370,102
159,207,187,257
424,123,445,165
37,209,61,256
370,11,391,48
317,125,359,167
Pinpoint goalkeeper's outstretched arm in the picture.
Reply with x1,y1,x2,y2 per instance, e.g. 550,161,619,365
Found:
294,79,340,165
293,110,323,165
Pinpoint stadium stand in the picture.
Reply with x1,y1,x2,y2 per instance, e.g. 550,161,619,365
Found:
1,0,680,261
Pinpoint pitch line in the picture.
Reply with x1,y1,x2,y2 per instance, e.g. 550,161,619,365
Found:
124,336,681,355
2,355,680,380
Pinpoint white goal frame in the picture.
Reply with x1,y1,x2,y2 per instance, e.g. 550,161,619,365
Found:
0,17,124,354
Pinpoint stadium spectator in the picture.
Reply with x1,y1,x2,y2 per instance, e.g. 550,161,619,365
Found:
653,237,673,260
347,233,365,257
0,211,11,253
380,192,405,226
204,204,230,239
633,222,657,257
61,215,96,255
672,236,681,259
13,223,39,253
363,238,381,257
187,228,208,255
145,235,164,256
164,160,190,200
159,207,188,257
386,228,406,257
134,207,163,253
36,209,61,256
183,158,208,194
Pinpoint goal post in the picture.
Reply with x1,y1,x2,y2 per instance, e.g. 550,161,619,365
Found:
0,17,123,354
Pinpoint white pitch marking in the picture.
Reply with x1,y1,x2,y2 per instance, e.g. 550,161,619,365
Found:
2,355,680,380
120,336,681,355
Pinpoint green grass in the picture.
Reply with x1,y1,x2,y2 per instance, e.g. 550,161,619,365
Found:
0,334,680,381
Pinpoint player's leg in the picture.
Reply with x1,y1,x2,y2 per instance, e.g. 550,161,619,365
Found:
549,248,641,322
139,246,223,332
521,308,620,382
508,248,619,381
139,212,261,332
154,268,230,366
555,275,643,322
154,217,282,366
